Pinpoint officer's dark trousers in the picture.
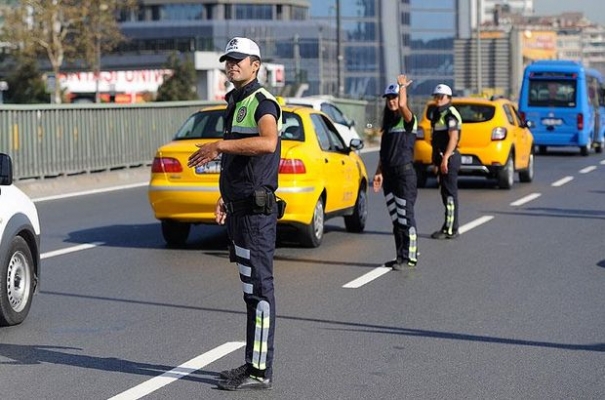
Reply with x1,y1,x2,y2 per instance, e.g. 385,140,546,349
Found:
228,212,277,380
437,152,461,234
383,164,418,264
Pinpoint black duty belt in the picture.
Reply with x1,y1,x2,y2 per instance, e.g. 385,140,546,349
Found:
223,190,286,218
386,163,413,172
223,198,255,215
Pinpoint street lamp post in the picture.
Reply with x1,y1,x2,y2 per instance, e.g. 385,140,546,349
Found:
476,0,483,96
95,3,109,103
336,0,343,97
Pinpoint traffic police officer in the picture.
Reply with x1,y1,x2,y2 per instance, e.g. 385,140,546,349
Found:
187,36,282,391
373,74,418,270
430,84,462,239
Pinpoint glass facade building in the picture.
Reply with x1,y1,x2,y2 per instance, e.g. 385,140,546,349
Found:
310,0,459,98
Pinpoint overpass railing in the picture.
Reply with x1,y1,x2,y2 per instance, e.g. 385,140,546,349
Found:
1,98,369,181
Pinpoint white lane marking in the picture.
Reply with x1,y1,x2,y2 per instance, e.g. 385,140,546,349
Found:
108,341,245,400
600,159,605,165
342,267,392,289
32,182,148,203
41,242,104,260
343,216,495,289
552,176,573,187
579,166,597,174
458,215,494,234
510,193,541,207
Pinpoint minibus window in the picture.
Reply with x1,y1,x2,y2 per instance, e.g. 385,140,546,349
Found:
528,79,576,107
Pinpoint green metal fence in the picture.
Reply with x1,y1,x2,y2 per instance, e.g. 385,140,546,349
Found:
0,101,222,180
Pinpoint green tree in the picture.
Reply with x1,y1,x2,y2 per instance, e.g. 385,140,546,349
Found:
0,0,137,104
155,52,198,102
4,56,49,104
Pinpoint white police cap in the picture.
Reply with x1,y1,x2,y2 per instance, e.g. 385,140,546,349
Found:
219,37,261,62
432,84,453,96
382,83,399,98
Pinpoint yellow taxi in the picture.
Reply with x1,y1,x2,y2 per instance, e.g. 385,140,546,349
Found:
414,96,534,189
148,104,369,248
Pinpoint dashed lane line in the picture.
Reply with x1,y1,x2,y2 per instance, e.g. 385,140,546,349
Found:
552,176,574,187
342,215,494,289
342,267,392,289
107,341,245,400
510,193,541,207
579,165,597,174
41,242,104,260
458,215,494,234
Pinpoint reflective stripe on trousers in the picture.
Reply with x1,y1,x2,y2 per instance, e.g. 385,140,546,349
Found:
445,196,455,235
386,192,408,226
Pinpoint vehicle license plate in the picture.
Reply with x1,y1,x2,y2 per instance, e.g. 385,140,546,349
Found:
195,160,221,174
542,118,563,126
461,155,473,164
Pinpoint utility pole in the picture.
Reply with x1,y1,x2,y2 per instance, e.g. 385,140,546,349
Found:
476,0,483,96
95,3,109,103
336,0,343,97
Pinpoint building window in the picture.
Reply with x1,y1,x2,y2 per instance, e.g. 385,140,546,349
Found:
234,5,273,20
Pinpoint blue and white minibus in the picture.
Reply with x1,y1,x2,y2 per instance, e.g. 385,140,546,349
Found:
518,60,605,156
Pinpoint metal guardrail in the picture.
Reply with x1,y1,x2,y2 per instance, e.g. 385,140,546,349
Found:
0,101,222,180
0,98,369,181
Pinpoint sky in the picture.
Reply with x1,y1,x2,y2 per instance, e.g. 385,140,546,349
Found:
532,0,605,26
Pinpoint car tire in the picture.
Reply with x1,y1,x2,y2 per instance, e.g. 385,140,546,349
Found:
519,151,534,183
344,186,367,233
538,145,547,155
497,154,514,189
161,220,191,247
0,236,35,327
300,197,324,248
580,139,591,156
596,139,604,154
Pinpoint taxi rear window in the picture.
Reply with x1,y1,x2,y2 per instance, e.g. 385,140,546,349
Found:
425,104,495,123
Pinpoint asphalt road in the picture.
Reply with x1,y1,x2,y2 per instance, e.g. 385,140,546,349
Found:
3,147,605,400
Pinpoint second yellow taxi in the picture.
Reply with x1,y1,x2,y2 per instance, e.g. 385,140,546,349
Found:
148,104,369,248
414,96,535,189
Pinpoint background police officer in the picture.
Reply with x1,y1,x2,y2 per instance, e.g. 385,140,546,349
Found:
373,74,419,270
429,84,462,239
187,37,281,391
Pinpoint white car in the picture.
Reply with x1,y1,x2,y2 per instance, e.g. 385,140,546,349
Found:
0,153,41,326
285,96,361,145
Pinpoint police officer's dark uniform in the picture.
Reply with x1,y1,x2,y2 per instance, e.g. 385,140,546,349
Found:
221,79,282,387
188,37,283,391
375,82,418,269
430,84,462,239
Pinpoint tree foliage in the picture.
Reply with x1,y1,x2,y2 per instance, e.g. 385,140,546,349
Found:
0,0,137,103
4,56,49,104
155,53,198,102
